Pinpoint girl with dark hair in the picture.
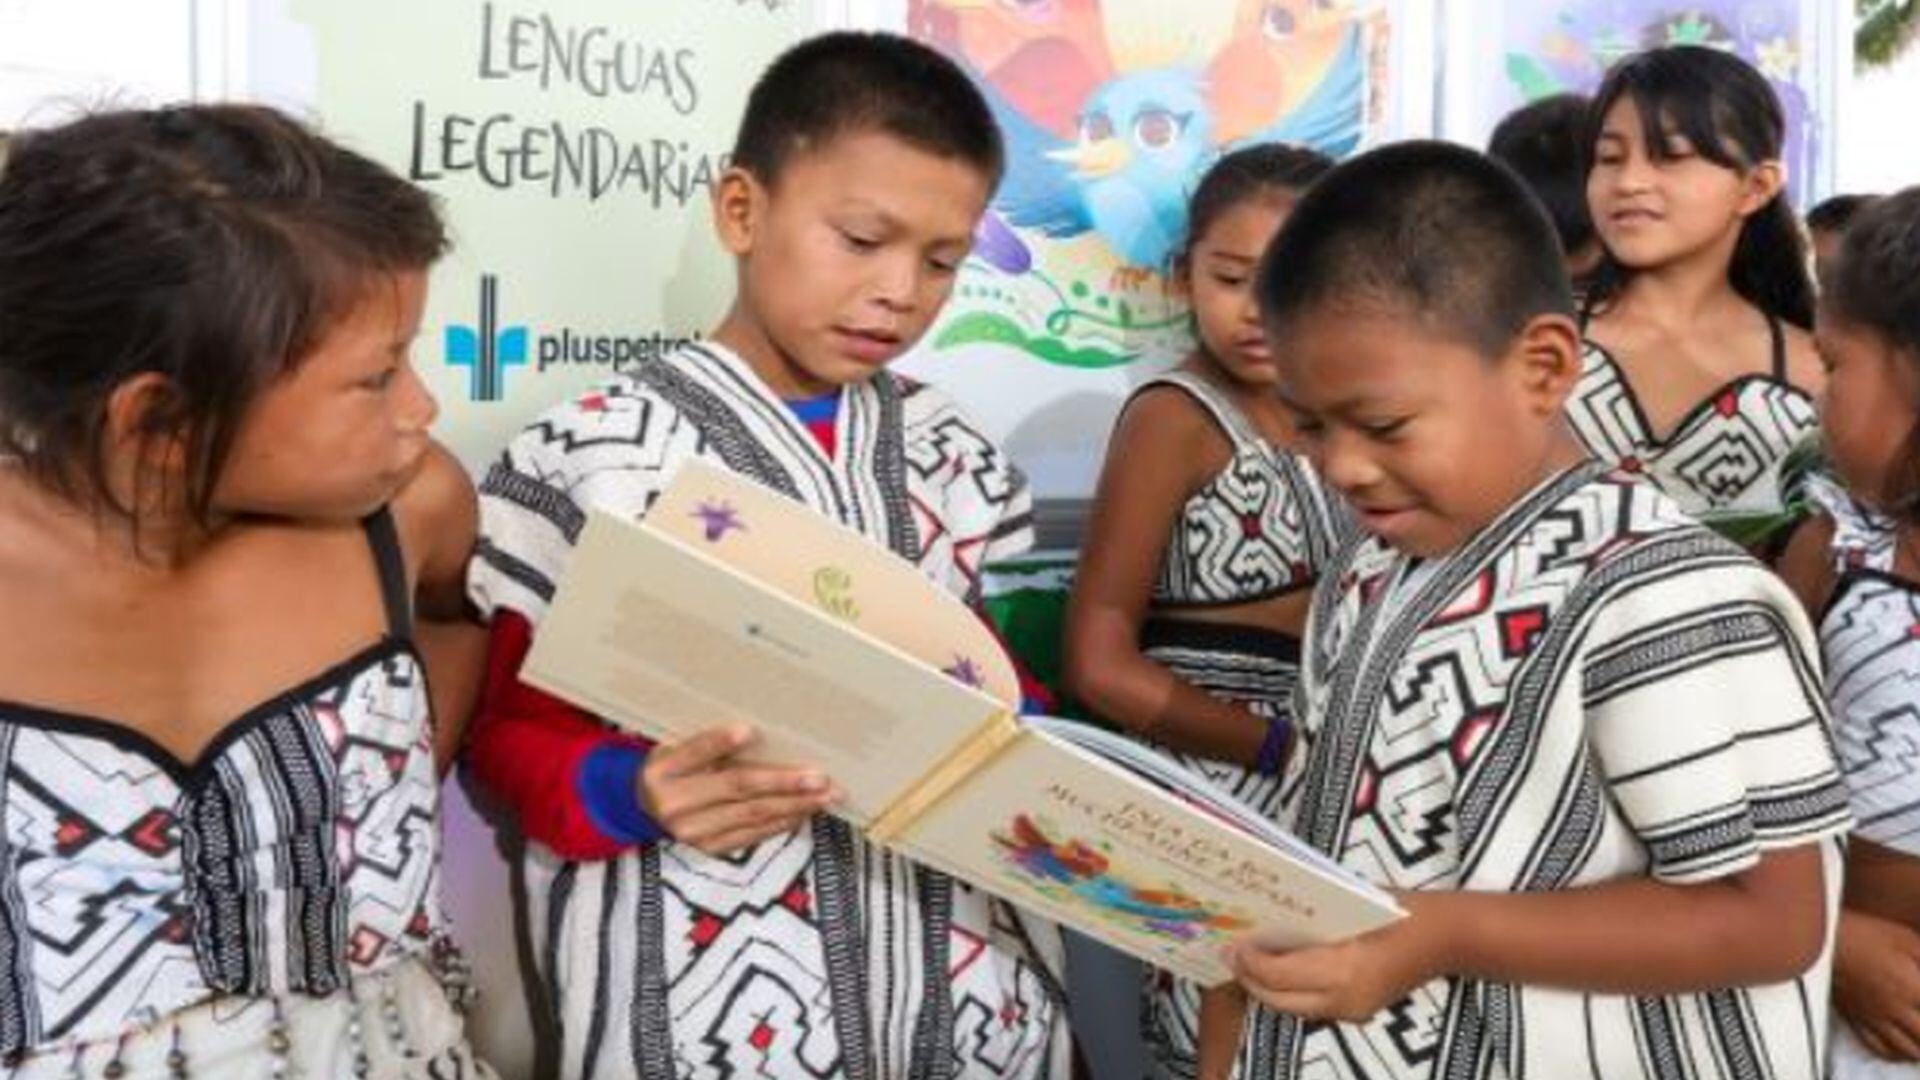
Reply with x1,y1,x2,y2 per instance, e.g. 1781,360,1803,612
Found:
1064,142,1341,1080
0,105,491,1076
1563,45,1822,555
1776,186,1920,1077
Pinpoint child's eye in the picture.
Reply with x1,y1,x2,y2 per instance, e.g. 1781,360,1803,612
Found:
1361,417,1408,438
839,229,881,252
927,257,960,275
359,368,398,392
1211,272,1248,288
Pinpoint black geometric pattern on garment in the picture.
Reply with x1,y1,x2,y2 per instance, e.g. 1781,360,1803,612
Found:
632,357,801,502
1134,372,1341,607
261,705,347,995
867,375,920,561
473,536,558,605
811,815,874,1080
1632,996,1691,1080
1582,609,1780,707
634,842,675,1080
1292,465,1605,859
1457,531,1741,881
908,867,954,1080
0,726,34,1055
481,461,587,544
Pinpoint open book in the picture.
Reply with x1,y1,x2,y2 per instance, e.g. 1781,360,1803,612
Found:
524,458,1402,986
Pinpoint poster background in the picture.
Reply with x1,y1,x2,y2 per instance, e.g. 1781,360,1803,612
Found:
1440,0,1842,205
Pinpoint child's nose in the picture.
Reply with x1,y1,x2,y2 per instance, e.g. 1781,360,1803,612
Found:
870,254,921,312
1319,429,1383,495
400,364,439,431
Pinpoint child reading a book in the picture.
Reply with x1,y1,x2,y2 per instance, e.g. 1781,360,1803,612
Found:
1228,140,1851,1080
1774,187,1920,1077
1563,47,1823,557
464,31,1071,1080
1063,143,1340,1080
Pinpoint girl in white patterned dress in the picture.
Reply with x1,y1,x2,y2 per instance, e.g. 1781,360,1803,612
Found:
0,106,490,1077
1064,144,1343,1080
1777,187,1920,1077
1565,46,1823,557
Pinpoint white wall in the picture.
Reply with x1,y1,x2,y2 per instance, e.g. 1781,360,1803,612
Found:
1837,45,1920,194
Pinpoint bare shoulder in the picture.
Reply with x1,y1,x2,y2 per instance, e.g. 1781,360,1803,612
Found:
389,442,478,576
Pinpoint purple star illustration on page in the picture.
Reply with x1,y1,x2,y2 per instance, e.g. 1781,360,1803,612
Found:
943,656,985,689
692,500,745,542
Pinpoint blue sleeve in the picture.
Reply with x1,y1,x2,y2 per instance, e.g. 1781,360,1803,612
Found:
575,742,666,845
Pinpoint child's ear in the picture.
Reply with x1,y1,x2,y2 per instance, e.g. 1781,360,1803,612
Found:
1509,313,1583,414
104,372,191,482
1738,160,1786,217
710,166,765,257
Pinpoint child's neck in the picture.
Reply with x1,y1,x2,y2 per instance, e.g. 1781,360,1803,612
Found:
709,306,837,401
1610,241,1747,333
1180,352,1287,434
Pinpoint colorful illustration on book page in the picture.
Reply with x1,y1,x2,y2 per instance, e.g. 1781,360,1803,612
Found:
992,812,1252,943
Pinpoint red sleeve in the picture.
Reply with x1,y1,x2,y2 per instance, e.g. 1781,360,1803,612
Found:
466,609,656,860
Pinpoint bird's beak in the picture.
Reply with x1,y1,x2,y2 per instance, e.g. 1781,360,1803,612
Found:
1049,137,1131,180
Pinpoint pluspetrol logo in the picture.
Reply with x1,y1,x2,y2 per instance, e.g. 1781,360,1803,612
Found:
444,274,697,402
445,274,528,403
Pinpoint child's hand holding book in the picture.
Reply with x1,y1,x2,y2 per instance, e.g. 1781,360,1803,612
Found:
639,723,846,856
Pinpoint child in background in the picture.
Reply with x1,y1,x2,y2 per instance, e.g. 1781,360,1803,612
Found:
464,32,1071,1080
1229,140,1849,1080
0,105,488,1076
1063,142,1339,1080
1805,193,1879,287
1487,93,1602,293
1566,46,1822,556
1775,187,1920,1078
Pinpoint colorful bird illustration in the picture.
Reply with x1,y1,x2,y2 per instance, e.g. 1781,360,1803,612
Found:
992,67,1218,279
917,0,1374,274
911,0,1114,139
1206,0,1366,154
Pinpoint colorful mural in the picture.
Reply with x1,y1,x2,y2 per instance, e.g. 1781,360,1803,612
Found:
907,0,1396,373
1491,1,1830,202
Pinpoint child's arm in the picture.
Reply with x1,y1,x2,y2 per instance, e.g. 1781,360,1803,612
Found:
393,443,488,772
1233,844,1829,1022
1772,511,1836,619
1063,387,1281,764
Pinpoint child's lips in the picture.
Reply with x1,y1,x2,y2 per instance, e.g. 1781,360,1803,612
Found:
832,326,903,363
1355,504,1417,531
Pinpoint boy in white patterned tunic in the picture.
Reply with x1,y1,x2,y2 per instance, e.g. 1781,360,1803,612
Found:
464,32,1070,1080
1229,141,1851,1080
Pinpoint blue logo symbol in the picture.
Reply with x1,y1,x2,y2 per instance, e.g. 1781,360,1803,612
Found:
445,274,528,402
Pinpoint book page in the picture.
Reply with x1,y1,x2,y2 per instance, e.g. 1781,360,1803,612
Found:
645,458,1022,707
891,727,1403,986
524,509,1008,825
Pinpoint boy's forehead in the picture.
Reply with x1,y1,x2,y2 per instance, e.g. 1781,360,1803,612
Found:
1276,306,1491,399
776,127,993,188
764,130,992,235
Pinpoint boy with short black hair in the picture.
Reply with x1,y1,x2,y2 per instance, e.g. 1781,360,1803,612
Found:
1231,140,1850,1080
466,31,1069,1080
1487,93,1601,288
